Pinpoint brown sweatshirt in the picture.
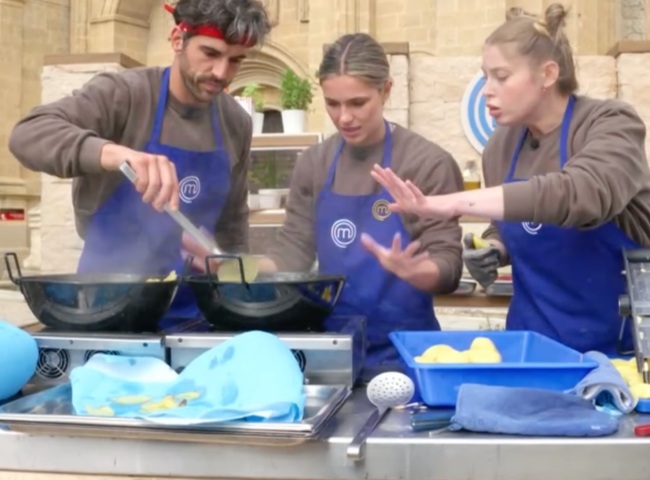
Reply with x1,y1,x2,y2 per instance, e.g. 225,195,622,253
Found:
8,66,251,253
482,96,650,260
268,123,464,294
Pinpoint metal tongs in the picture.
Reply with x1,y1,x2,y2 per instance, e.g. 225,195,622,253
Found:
119,161,259,282
119,161,222,255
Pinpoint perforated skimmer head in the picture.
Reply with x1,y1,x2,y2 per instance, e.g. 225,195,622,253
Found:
366,372,415,409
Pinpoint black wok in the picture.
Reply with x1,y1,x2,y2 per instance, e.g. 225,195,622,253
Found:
4,253,179,332
186,255,346,332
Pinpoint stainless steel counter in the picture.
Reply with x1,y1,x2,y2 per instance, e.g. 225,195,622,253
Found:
0,389,649,480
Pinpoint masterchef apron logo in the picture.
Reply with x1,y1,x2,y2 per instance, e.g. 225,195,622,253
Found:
179,176,201,204
460,71,497,153
331,219,356,248
371,199,391,221
522,222,543,235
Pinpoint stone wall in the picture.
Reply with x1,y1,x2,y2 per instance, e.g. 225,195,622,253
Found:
37,55,133,274
0,0,648,195
618,52,650,157
3,0,650,330
408,54,619,175
23,49,650,277
140,0,628,134
0,0,648,257
621,0,648,39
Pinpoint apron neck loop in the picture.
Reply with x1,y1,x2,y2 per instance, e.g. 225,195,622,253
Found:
151,67,223,149
505,95,576,182
325,120,392,188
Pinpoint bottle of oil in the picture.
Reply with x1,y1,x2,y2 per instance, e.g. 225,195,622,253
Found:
462,160,481,191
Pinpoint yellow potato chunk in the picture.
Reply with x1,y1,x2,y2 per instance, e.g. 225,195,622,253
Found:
217,256,260,282
175,391,201,401
86,405,115,417
610,358,629,368
415,337,503,365
436,348,471,364
145,270,177,283
470,337,498,352
140,395,181,413
416,344,457,363
468,348,502,363
618,366,643,386
111,395,152,405
631,383,650,400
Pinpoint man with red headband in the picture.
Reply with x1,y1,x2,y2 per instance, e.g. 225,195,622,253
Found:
8,0,272,330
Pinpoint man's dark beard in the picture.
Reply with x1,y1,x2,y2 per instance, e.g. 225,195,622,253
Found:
178,55,226,103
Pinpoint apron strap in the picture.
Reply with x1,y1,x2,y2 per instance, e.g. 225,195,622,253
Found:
150,68,171,143
504,95,576,182
323,120,393,190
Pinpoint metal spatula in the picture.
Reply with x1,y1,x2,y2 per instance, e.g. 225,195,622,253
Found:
119,161,259,282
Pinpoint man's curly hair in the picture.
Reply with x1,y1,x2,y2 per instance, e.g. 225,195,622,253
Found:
171,0,272,46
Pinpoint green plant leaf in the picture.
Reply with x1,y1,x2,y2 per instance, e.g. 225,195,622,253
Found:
241,82,264,111
280,69,314,110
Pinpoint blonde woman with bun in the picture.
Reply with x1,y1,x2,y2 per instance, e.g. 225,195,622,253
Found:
373,3,650,355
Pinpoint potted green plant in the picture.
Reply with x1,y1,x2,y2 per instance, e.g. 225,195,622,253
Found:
248,154,288,210
241,82,265,135
280,69,314,134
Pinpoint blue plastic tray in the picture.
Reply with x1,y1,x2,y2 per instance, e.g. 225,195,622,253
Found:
637,399,650,413
389,330,598,407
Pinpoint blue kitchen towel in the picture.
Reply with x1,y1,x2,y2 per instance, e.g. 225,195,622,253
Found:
0,319,38,401
69,330,306,425
449,383,620,437
566,351,636,416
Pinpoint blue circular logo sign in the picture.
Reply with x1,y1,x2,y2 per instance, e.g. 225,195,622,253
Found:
460,72,497,153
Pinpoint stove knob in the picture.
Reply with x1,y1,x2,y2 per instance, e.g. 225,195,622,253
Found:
619,295,631,317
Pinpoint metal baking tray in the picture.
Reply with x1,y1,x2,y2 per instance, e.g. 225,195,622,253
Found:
0,383,351,442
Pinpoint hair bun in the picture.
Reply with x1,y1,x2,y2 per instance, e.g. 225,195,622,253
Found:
544,3,569,37
506,7,536,21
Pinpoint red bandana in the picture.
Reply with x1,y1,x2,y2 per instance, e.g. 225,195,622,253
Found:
164,4,254,47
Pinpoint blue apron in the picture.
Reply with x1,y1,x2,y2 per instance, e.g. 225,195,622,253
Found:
77,67,231,329
316,121,440,378
498,96,638,354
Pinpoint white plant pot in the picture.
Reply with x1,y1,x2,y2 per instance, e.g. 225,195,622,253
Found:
252,112,264,135
248,193,260,210
281,109,306,134
258,189,282,209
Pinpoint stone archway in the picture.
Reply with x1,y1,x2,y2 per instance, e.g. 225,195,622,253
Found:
229,42,313,112
230,41,312,92
86,0,157,64
94,0,155,21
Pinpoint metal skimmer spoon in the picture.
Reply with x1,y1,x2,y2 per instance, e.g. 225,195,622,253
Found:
347,371,415,461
